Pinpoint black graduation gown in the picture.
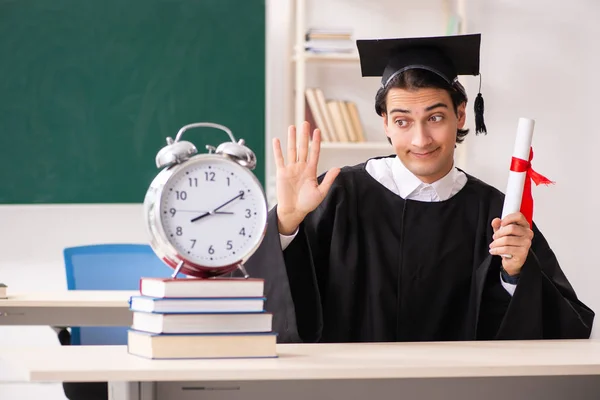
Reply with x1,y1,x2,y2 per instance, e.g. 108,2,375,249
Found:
245,160,594,343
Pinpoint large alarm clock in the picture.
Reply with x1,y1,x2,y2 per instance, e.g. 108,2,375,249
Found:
143,122,268,279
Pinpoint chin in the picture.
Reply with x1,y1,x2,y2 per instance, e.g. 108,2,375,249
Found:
406,161,446,181
411,167,440,179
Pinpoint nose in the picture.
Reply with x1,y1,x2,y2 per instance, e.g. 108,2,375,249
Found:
410,122,433,149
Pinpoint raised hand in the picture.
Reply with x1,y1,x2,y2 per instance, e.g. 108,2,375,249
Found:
273,122,340,235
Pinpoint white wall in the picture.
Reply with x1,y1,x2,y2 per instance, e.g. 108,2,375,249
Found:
0,205,146,400
265,0,294,207
1,0,599,399
461,0,600,338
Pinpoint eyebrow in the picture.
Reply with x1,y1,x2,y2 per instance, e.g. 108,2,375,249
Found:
389,102,449,114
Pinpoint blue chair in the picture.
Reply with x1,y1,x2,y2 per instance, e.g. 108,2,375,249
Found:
63,243,172,345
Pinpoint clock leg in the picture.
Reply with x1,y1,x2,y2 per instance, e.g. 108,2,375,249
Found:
171,260,184,279
237,264,250,279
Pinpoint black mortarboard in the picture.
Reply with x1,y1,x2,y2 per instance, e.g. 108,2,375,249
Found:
356,33,487,134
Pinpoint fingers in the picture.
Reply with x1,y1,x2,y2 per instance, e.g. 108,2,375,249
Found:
285,123,313,165
491,213,533,240
491,218,501,233
490,235,526,248
489,244,520,255
489,244,526,259
308,129,321,168
318,167,341,197
272,138,284,169
297,121,310,163
500,212,529,228
492,222,534,240
287,125,297,164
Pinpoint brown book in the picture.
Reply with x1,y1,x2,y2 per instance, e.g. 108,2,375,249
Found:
305,28,353,41
305,88,331,141
346,102,366,142
326,101,349,142
338,101,358,142
128,330,277,359
305,96,317,138
313,88,338,141
305,33,353,41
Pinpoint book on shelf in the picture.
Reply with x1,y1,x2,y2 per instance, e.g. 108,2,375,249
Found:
304,27,354,54
305,87,333,141
305,40,355,54
139,276,264,298
127,330,277,359
304,87,366,143
346,102,366,142
337,100,356,142
304,94,318,140
326,100,349,142
305,28,353,41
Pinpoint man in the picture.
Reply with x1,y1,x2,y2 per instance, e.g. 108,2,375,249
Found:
245,33,594,343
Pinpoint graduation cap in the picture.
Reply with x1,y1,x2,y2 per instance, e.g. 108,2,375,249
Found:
356,33,487,135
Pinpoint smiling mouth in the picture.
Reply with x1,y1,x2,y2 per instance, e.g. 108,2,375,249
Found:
411,148,439,158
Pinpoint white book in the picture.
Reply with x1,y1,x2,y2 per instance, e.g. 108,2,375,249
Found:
132,311,273,334
129,296,265,313
139,277,264,298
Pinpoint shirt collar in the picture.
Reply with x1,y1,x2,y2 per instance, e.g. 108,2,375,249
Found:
391,156,458,200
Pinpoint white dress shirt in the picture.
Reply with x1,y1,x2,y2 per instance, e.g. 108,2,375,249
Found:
279,156,517,296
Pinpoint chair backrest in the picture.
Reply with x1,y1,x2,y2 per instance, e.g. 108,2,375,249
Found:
63,243,172,345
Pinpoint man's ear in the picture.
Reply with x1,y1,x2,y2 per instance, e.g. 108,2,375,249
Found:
457,101,467,129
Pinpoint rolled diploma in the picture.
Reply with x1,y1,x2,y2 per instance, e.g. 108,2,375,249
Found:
501,118,535,220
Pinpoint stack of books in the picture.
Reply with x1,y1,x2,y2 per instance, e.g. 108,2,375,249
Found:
127,277,277,359
304,28,354,54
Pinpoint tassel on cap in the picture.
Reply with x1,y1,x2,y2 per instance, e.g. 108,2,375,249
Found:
474,74,487,135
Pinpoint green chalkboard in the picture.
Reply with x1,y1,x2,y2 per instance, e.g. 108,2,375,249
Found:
0,0,265,204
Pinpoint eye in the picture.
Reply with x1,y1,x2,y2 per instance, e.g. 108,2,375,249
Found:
429,115,444,122
395,119,408,127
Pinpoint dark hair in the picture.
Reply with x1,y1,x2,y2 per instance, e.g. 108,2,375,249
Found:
375,69,469,144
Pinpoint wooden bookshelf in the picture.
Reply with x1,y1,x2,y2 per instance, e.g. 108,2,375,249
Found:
293,52,360,62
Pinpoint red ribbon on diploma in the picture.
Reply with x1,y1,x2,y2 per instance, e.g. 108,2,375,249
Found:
509,147,554,228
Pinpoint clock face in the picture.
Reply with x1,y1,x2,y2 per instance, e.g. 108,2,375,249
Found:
158,156,267,268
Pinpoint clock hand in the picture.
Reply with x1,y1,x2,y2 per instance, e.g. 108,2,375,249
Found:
177,210,234,214
190,192,244,223
190,211,210,223
189,210,235,223
212,191,245,213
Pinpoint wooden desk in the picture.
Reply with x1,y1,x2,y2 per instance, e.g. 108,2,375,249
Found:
0,291,135,326
1,340,600,400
